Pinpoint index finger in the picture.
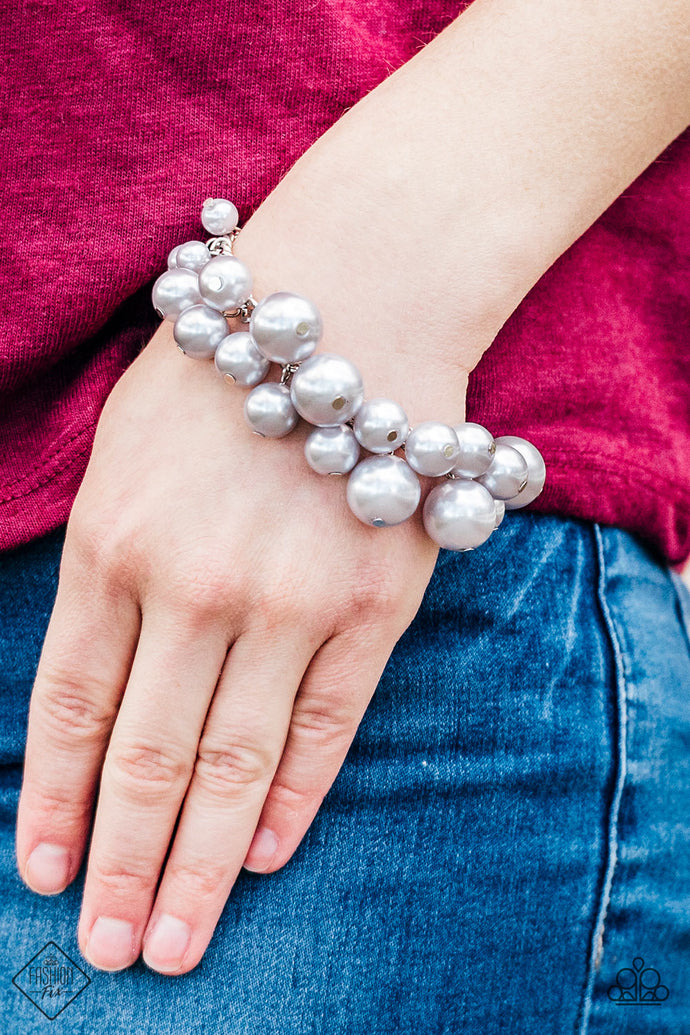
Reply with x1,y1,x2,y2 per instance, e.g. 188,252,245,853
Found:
16,538,140,896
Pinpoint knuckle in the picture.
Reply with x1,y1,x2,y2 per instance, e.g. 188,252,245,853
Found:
250,570,316,634
164,557,236,621
92,858,155,897
194,737,275,796
164,861,228,902
25,781,93,826
291,700,354,750
67,504,141,583
36,677,116,747
106,742,190,802
268,777,324,817
347,562,406,623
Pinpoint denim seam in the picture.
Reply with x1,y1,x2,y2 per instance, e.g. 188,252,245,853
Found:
668,571,690,663
576,524,629,1035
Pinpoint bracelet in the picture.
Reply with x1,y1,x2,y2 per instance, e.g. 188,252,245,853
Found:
151,197,546,552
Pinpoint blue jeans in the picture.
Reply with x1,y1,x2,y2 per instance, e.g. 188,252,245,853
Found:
0,514,688,1033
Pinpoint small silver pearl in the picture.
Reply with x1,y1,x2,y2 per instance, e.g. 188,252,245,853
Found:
304,425,360,475
175,240,212,273
290,354,364,426
497,436,547,509
151,268,202,320
346,455,421,527
167,245,182,269
476,443,529,500
451,422,496,478
494,499,506,528
173,305,228,358
201,198,239,236
214,331,270,387
244,383,299,438
404,421,459,476
353,399,409,453
249,292,322,365
198,255,252,312
423,480,496,551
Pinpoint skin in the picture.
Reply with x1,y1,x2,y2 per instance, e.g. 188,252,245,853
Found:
15,0,690,976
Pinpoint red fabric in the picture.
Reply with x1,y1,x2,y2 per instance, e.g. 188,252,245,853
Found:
1,0,689,562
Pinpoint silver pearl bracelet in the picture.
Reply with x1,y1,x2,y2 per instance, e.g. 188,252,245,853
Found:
151,197,546,552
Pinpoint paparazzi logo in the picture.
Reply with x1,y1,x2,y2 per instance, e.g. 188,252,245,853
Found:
12,941,91,1020
607,957,669,1005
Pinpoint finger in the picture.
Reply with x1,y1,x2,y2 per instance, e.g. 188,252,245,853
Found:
77,604,230,972
242,624,396,874
16,538,141,897
140,628,317,975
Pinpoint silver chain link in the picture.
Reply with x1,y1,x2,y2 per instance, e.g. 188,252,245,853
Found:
279,363,300,386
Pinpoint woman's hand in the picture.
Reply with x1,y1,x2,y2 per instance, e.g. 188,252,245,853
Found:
15,322,443,975
15,0,689,978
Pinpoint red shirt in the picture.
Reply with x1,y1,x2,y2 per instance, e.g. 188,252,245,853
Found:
1,0,689,562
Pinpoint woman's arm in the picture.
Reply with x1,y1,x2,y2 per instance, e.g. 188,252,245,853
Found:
16,0,690,976
237,0,690,420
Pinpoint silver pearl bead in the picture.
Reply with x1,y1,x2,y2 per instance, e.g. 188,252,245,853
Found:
304,425,360,475
214,331,270,387
404,421,459,476
497,436,547,509
201,198,239,236
244,383,299,438
423,480,496,551
152,268,202,320
353,399,409,453
167,245,181,269
290,354,364,426
451,422,496,478
173,305,228,358
198,255,252,312
249,292,322,365
175,240,212,273
476,443,529,500
346,455,421,528
494,499,506,528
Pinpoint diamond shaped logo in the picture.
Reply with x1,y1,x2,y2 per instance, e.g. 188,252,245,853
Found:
12,941,91,1020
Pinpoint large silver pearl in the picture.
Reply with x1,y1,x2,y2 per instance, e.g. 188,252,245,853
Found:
476,443,529,500
451,422,496,478
346,455,421,528
176,240,212,273
249,292,322,365
198,255,252,312
244,383,299,438
494,499,506,528
167,245,181,269
290,354,364,426
152,268,202,320
214,331,270,387
201,198,239,236
173,305,228,358
304,425,360,475
423,480,496,551
353,399,409,453
404,421,459,476
498,436,547,509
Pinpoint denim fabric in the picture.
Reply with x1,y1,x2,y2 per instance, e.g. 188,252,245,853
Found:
0,514,688,1034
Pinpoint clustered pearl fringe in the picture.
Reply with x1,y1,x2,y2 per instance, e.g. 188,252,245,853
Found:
151,198,546,552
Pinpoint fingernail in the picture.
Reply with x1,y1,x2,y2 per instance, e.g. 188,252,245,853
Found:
24,842,71,895
143,914,191,974
83,916,136,972
243,827,279,873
